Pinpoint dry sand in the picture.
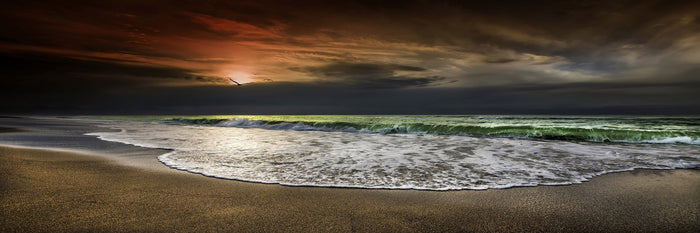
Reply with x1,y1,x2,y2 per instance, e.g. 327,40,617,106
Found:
1,146,698,232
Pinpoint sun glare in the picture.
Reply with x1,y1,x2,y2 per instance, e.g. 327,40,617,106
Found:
228,71,253,84
227,71,254,84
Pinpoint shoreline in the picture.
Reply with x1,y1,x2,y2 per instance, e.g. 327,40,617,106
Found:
1,145,698,232
5,141,691,192
3,142,695,192
160,160,698,192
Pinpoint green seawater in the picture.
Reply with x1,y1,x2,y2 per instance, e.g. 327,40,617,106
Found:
77,115,700,144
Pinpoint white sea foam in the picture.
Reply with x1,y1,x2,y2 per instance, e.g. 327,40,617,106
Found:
216,119,346,132
87,121,699,190
639,136,700,145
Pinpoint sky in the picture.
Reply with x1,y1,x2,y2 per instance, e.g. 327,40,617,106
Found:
1,0,698,114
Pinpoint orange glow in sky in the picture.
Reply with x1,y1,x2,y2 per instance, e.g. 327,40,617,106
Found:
1,1,698,89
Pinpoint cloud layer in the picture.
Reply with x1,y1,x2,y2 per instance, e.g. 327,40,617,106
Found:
0,0,698,114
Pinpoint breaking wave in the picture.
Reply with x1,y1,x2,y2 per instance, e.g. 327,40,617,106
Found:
168,117,700,145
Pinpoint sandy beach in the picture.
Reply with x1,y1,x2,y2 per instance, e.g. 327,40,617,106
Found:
1,145,698,232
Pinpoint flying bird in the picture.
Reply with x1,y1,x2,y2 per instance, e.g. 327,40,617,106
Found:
229,78,241,86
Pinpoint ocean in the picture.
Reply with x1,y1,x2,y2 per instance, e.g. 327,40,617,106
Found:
84,115,699,190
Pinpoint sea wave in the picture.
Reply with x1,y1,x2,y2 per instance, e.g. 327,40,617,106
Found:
168,118,700,145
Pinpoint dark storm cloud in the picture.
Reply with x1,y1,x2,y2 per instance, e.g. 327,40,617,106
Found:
6,81,696,115
0,52,220,95
294,63,441,88
482,58,518,64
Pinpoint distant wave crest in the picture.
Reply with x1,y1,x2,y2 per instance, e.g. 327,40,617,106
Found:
168,118,700,145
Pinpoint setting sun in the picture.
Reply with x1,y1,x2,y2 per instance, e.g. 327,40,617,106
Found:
227,71,253,84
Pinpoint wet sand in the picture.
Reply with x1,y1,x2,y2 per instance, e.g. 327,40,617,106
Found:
0,126,23,133
1,146,698,232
